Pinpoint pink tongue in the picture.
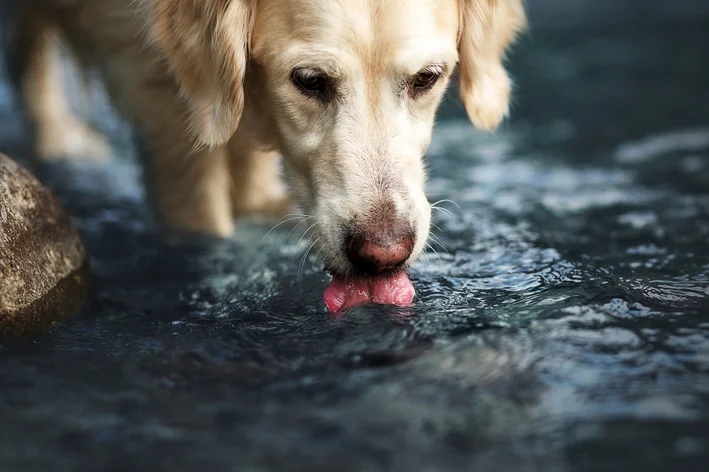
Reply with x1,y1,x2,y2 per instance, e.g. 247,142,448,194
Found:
323,272,415,313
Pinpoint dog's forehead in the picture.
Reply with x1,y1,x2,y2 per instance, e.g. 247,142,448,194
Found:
255,0,459,69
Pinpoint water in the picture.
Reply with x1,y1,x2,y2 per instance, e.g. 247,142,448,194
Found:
1,3,708,471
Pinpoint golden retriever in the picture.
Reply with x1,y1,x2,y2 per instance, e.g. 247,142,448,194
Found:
5,0,526,311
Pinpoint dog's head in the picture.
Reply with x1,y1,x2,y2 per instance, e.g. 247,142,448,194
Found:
145,0,526,277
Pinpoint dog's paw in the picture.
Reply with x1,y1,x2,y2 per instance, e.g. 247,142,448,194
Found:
36,119,111,162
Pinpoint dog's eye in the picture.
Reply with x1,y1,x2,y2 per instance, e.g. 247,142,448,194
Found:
291,68,331,100
410,69,441,97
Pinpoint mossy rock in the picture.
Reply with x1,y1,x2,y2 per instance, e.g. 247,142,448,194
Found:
0,153,90,340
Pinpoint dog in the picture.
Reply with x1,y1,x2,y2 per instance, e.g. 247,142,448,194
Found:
4,0,526,311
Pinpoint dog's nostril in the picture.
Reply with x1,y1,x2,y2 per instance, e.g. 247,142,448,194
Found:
346,231,415,273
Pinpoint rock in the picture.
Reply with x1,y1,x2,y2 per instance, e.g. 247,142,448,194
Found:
0,153,90,340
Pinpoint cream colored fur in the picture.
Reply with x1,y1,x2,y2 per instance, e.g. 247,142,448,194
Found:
10,0,526,276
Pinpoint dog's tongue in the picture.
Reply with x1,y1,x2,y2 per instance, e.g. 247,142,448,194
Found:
324,272,415,313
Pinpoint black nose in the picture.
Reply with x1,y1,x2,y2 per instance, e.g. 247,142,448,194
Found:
346,228,415,273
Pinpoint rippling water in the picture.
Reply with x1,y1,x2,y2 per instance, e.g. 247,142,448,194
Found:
1,3,708,471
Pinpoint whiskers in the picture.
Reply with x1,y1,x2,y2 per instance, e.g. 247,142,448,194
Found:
422,198,462,270
260,213,324,280
430,199,461,220
299,236,321,281
260,213,313,247
423,238,447,270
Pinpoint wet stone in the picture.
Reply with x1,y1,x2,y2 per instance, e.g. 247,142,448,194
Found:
0,153,90,340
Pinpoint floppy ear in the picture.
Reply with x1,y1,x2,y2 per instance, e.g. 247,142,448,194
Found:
457,0,526,131
145,0,254,146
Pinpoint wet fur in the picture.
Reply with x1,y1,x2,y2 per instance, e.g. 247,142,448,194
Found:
3,0,526,276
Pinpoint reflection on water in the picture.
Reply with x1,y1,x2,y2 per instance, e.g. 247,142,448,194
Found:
1,4,709,472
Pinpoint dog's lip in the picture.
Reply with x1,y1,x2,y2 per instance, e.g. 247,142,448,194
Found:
322,265,407,278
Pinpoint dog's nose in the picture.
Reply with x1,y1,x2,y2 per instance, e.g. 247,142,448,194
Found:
346,229,415,273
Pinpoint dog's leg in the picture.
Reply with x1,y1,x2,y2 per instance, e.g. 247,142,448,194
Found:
147,146,234,237
227,139,291,220
134,81,235,237
9,12,110,162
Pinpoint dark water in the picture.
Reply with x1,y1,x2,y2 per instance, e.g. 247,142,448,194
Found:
1,3,709,471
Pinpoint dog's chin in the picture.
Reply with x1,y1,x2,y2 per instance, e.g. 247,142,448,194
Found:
321,264,416,314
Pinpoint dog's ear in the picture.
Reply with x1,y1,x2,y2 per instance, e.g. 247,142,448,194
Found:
457,0,526,131
145,0,254,146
